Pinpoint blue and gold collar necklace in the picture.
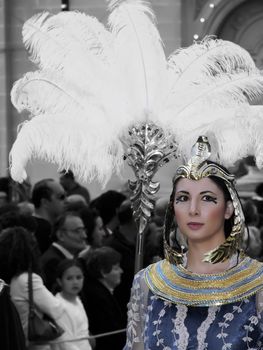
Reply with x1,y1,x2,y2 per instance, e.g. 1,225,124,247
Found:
145,256,263,307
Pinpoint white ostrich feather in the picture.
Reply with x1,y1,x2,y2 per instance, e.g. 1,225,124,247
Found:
23,11,113,70
166,38,255,91
107,0,166,117
9,0,263,185
10,112,125,184
160,72,263,126
22,11,123,108
11,70,83,115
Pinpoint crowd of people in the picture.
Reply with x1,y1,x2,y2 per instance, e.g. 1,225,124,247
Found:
0,171,165,349
0,165,263,349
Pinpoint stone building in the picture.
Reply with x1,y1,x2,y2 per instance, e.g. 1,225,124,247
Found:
1,0,263,198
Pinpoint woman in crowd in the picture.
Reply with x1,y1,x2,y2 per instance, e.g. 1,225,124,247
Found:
78,207,105,251
124,136,263,350
0,226,64,350
51,259,92,350
81,246,126,350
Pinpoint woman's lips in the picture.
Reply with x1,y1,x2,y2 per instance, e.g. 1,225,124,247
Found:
187,222,204,230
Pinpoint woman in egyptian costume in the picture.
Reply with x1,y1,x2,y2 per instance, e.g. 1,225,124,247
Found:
124,136,263,350
7,1,263,348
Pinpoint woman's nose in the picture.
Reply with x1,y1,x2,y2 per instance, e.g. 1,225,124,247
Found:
189,199,199,216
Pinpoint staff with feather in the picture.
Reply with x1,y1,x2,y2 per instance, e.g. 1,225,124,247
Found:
9,0,263,272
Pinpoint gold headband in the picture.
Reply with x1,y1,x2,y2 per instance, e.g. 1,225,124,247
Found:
174,136,235,184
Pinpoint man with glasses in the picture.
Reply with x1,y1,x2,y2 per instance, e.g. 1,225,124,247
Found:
41,212,87,292
32,179,66,253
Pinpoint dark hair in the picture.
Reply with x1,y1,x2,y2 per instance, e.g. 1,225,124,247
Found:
0,212,37,233
117,200,134,225
65,200,87,212
0,177,10,196
243,199,258,225
56,259,84,280
52,211,81,241
255,183,263,197
78,207,100,244
90,190,126,225
31,179,55,208
0,226,40,283
208,175,234,236
0,203,19,216
85,247,121,279
59,170,75,180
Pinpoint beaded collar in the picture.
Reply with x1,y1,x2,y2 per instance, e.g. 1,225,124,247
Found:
145,256,263,307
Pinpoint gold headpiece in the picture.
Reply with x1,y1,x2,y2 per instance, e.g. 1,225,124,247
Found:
164,136,245,265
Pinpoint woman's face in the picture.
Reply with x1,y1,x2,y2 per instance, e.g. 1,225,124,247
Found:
92,216,105,247
173,177,233,246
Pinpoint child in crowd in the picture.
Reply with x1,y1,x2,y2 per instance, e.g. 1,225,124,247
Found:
50,259,93,350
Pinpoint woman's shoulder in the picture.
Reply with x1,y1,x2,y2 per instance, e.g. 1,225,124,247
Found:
133,260,166,290
11,272,28,288
11,272,45,292
12,271,43,283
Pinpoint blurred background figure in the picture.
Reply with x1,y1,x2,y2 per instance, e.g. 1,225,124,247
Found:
253,182,263,226
0,212,37,238
59,170,90,205
17,201,35,216
0,176,31,204
242,199,263,260
142,197,167,265
78,207,105,253
91,190,126,238
0,277,26,350
51,259,92,350
41,212,87,292
153,197,168,227
104,199,136,322
0,226,64,349
0,191,8,207
65,194,88,212
143,219,164,266
81,247,125,350
32,179,66,254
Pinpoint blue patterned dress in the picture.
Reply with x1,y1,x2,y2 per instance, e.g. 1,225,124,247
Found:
124,258,263,350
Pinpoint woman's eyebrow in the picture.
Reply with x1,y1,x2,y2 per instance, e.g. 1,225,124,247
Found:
175,190,189,194
200,191,216,195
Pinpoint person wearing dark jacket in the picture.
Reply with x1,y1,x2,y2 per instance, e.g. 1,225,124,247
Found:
0,280,26,350
32,179,66,253
41,212,87,291
81,247,126,350
104,200,137,320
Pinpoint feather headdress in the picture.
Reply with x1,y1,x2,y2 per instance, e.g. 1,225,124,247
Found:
10,1,263,246
10,0,263,185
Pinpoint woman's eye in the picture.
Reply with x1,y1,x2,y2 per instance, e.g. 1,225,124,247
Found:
203,195,217,203
175,195,188,203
